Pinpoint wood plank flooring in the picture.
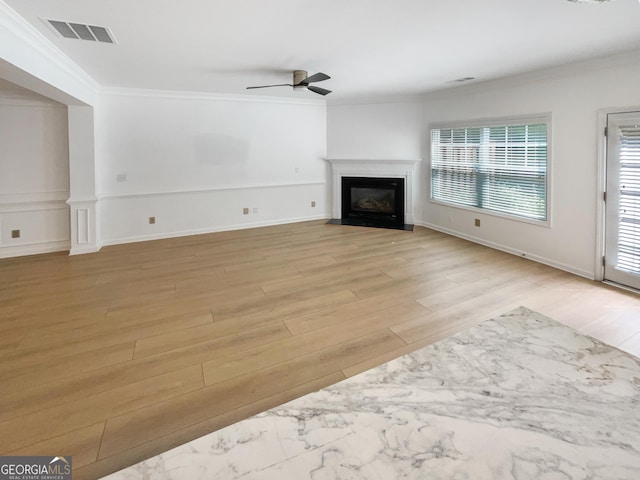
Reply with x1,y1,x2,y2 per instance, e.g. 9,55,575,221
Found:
1,220,639,479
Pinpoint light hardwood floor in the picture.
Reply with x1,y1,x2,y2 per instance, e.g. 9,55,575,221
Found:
1,220,639,479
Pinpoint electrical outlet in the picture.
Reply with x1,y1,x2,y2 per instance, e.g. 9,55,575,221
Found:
11,229,20,238
116,173,127,182
311,201,316,207
252,207,258,214
474,218,480,227
243,208,249,215
149,216,156,224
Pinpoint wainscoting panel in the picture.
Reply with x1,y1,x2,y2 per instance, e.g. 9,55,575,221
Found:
66,198,100,255
0,192,70,258
76,207,89,245
99,182,329,246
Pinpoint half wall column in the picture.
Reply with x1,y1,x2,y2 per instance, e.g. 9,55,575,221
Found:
66,105,100,254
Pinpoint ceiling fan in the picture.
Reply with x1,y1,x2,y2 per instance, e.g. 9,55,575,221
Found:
247,70,331,96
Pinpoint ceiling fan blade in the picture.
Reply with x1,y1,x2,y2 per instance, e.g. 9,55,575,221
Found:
299,72,330,85
246,83,293,90
308,85,332,96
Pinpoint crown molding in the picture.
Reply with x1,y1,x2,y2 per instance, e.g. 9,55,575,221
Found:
0,0,99,104
99,86,328,106
327,94,424,107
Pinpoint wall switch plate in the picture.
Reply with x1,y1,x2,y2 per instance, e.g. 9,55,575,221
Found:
243,208,249,215
11,229,20,238
475,218,481,227
252,208,258,214
149,216,156,224
116,173,127,182
311,201,316,207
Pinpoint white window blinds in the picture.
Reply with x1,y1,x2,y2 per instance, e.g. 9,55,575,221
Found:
431,120,548,222
617,124,640,273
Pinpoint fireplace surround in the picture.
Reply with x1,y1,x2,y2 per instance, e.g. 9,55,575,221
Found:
326,158,419,230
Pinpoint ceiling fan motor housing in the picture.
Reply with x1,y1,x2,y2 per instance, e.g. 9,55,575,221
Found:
293,70,308,89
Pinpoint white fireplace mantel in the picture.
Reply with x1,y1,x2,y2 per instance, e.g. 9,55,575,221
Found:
326,158,421,225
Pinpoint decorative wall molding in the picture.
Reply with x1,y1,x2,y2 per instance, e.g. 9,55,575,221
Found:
66,197,100,255
326,158,420,224
99,181,327,201
76,208,89,245
0,240,70,259
0,191,69,213
100,214,329,247
0,191,70,257
65,196,98,204
99,182,329,247
0,204,68,214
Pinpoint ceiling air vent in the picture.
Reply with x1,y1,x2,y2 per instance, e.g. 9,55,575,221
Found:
46,19,116,44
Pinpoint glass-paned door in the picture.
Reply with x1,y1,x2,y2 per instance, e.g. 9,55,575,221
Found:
605,112,640,290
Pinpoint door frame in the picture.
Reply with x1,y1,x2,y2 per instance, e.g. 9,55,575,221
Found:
596,106,640,282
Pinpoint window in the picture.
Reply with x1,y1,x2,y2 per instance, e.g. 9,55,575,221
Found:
430,117,549,223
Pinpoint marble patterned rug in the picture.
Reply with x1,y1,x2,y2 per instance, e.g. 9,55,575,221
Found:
104,306,640,479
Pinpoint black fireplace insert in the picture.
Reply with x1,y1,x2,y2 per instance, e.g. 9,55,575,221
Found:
329,176,411,230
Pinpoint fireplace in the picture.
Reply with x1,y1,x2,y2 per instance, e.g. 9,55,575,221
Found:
326,158,419,231
338,176,407,229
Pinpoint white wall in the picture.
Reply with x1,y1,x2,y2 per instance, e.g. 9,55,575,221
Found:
97,90,328,244
328,99,423,160
327,54,640,279
327,99,425,222
422,56,640,278
0,94,70,257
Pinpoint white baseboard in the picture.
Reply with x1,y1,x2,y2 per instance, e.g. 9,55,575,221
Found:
0,241,69,259
417,221,594,280
69,244,102,255
100,215,330,247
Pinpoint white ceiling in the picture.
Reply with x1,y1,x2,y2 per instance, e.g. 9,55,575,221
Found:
5,0,640,101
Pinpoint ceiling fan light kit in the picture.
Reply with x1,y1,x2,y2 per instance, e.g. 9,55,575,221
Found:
247,70,332,96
